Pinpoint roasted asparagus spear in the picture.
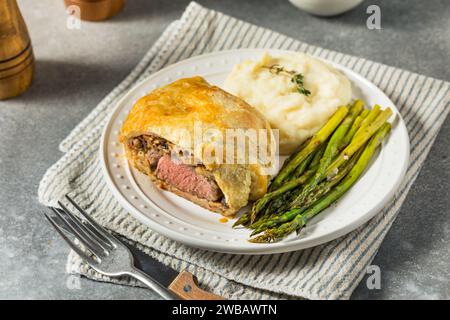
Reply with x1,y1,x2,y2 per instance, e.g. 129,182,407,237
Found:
250,123,392,243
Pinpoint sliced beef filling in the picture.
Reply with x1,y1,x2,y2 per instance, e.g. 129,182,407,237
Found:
155,155,222,201
128,134,223,202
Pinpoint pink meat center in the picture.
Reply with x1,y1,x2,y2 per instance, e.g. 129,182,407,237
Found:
155,155,221,201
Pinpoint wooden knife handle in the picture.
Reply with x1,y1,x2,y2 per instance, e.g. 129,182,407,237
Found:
168,271,224,300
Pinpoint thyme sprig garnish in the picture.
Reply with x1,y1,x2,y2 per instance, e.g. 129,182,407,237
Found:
263,64,311,97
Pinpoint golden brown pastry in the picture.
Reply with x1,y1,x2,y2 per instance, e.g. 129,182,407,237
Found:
120,76,273,216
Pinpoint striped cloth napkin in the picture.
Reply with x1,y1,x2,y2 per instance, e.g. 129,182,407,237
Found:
38,2,449,300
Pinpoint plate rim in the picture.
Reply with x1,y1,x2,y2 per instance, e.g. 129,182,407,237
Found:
99,48,410,254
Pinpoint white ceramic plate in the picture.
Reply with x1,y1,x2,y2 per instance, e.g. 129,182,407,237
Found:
100,49,410,254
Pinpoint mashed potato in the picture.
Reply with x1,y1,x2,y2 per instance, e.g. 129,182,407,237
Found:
224,52,352,154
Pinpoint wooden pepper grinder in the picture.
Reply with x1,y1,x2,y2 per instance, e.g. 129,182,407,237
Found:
64,0,125,21
0,0,34,100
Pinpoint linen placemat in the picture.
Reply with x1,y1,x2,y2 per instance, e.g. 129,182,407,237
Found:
38,2,450,300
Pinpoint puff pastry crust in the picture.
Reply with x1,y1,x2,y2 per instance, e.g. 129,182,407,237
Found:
120,76,272,216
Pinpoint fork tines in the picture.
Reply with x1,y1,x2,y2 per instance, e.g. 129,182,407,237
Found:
44,195,116,264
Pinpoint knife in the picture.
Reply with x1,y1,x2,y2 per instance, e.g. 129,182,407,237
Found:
52,215,223,300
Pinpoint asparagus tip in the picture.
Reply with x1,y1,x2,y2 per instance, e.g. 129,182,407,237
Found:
249,232,276,243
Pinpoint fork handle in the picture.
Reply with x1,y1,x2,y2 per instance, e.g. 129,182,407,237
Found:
125,267,179,300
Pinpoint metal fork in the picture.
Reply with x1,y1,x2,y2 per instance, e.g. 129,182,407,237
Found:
44,195,178,300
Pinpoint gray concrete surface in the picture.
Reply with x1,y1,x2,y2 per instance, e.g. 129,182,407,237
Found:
0,0,448,300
